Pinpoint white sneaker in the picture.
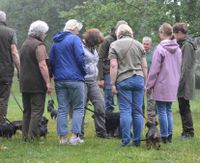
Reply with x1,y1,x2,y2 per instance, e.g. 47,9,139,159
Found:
69,136,84,145
59,138,68,145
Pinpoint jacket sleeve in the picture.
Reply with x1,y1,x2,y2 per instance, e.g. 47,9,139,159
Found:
73,36,87,76
146,46,163,90
49,45,55,75
180,43,195,83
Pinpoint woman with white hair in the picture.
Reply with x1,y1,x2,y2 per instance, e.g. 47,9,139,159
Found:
109,24,147,146
20,20,52,141
49,19,86,145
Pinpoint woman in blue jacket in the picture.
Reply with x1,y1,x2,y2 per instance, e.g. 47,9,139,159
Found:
49,19,86,145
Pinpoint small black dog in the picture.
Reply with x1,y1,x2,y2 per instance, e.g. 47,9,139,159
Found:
105,112,120,137
0,122,17,138
12,120,22,131
39,116,48,138
47,99,57,119
0,117,48,138
145,121,161,150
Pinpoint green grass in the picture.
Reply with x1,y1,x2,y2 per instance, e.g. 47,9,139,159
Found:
1,75,200,163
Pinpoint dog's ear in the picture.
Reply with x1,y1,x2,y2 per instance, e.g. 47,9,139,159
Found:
145,122,151,128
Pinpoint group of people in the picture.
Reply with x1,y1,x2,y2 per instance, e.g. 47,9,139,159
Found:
0,9,196,147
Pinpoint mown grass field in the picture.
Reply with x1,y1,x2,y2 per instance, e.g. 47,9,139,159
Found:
0,75,200,163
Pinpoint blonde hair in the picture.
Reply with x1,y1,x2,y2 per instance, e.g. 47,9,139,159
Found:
116,24,133,39
159,23,173,36
63,19,83,32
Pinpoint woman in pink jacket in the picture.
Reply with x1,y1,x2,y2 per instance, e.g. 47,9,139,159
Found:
146,23,182,143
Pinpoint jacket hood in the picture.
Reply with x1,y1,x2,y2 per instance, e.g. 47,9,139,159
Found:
186,35,197,50
160,39,179,54
53,31,71,42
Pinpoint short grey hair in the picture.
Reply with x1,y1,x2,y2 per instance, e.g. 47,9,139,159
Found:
142,36,152,44
28,20,49,37
63,19,83,32
0,11,6,22
116,24,133,39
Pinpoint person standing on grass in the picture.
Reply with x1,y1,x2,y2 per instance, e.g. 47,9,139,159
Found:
142,36,156,124
20,20,52,141
49,19,86,145
173,22,197,139
81,28,107,139
98,20,128,113
109,24,147,146
0,10,20,125
146,23,182,143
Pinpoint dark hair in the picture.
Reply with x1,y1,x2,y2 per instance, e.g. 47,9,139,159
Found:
83,28,104,48
159,23,173,36
173,22,188,34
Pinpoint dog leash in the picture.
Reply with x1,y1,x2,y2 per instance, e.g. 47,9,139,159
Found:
2,116,16,128
117,91,146,120
11,91,24,112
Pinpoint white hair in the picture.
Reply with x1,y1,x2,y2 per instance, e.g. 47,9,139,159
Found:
116,24,133,39
142,36,152,44
28,20,49,37
0,11,6,22
63,19,83,32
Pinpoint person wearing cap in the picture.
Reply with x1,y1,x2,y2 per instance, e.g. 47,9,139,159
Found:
173,22,197,139
98,20,127,113
20,20,52,141
49,19,86,145
0,10,20,125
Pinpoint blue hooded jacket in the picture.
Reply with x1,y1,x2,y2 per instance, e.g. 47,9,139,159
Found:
49,31,86,82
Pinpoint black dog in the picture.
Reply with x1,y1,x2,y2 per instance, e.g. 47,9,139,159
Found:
39,116,48,138
0,122,17,138
47,99,57,119
105,112,120,137
11,120,22,131
145,121,160,150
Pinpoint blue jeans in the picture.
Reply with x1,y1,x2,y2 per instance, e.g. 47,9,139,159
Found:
156,101,173,137
55,81,85,136
104,74,114,112
117,75,144,145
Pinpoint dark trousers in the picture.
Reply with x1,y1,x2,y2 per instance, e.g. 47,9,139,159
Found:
22,92,45,140
178,97,194,136
82,81,106,137
0,82,12,125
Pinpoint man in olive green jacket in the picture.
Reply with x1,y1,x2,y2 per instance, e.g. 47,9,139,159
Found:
173,22,197,138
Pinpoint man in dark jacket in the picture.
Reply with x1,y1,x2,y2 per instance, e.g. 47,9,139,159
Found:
0,11,20,125
173,22,197,138
20,20,52,140
98,20,127,112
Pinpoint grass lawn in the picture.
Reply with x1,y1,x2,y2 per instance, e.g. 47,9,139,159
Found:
0,75,200,163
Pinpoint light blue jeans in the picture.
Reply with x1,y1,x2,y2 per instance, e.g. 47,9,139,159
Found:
156,101,173,137
104,74,114,112
55,81,85,136
117,75,144,145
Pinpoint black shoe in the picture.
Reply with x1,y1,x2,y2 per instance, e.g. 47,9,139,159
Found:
167,134,172,143
161,137,168,144
180,133,194,139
